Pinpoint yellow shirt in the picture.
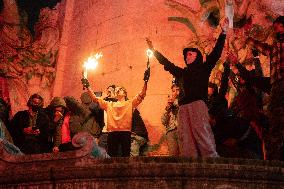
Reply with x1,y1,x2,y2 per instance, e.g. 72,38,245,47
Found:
97,95,143,132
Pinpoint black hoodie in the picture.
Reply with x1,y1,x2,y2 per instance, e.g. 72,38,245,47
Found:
153,33,226,105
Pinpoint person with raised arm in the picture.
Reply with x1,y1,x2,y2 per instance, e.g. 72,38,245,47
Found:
145,19,228,158
81,69,150,157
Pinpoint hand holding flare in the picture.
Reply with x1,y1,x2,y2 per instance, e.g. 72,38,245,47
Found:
81,52,102,90
144,46,153,82
81,77,90,90
82,52,103,79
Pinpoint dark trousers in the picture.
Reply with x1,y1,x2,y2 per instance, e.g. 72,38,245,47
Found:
98,132,108,150
107,131,131,157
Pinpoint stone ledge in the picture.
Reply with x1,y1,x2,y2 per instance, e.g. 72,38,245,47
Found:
1,157,284,188
0,133,283,188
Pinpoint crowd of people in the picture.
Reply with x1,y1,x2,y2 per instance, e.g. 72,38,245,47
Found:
147,15,284,161
0,79,150,157
0,16,283,161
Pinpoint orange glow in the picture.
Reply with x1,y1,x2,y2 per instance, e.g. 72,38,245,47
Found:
146,49,153,58
83,52,103,78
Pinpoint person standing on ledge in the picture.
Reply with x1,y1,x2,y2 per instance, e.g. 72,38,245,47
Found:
146,18,228,158
161,82,180,156
81,68,150,157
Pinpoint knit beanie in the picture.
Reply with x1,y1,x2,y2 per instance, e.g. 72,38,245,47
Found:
50,97,66,108
80,92,92,104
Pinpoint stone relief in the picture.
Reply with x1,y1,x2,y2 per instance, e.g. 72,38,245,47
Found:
0,0,61,113
165,0,281,86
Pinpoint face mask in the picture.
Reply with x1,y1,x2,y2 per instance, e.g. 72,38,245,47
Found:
31,105,40,112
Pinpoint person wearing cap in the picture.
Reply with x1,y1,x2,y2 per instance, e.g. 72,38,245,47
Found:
146,19,228,158
10,93,50,154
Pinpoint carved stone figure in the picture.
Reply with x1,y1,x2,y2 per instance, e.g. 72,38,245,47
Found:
0,0,61,113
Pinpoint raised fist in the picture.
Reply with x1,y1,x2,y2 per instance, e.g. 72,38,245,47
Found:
143,67,150,82
81,78,90,89
223,60,231,70
252,48,259,57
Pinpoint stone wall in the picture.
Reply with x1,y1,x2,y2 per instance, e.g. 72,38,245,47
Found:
0,135,283,189
54,0,194,155
53,0,284,156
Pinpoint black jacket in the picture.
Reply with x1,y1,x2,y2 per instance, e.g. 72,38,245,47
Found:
132,109,148,140
235,63,271,94
10,109,50,154
154,33,226,105
209,61,230,118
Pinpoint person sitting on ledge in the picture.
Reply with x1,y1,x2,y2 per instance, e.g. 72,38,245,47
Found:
10,94,50,154
48,97,76,153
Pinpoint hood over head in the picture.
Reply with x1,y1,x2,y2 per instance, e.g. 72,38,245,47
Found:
183,48,203,66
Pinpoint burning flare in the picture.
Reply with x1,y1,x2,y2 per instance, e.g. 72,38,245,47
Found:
146,49,153,58
83,52,103,78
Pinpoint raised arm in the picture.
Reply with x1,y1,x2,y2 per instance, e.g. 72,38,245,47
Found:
206,18,228,71
132,81,148,108
236,62,271,94
229,55,255,93
146,38,183,77
227,52,251,82
219,61,230,98
227,54,271,94
247,37,271,56
252,49,264,77
81,78,108,110
235,63,251,81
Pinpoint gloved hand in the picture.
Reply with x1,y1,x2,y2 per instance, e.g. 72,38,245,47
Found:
223,60,230,70
81,78,90,89
252,48,259,57
143,67,150,82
